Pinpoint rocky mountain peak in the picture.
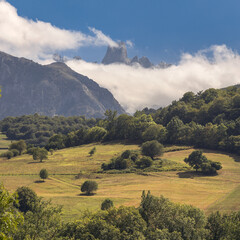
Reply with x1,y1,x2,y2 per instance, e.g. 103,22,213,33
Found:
102,42,129,65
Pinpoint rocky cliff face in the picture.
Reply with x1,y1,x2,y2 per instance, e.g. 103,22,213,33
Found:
0,51,125,119
102,42,170,68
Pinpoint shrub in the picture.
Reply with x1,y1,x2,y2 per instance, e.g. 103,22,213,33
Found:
136,157,153,169
11,149,20,157
121,150,131,159
101,199,114,210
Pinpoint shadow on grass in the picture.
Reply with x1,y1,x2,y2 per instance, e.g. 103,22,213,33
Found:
78,192,96,196
34,180,45,183
177,171,218,179
28,161,43,164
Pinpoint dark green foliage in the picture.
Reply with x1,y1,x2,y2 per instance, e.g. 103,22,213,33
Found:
0,114,96,147
89,147,96,156
206,211,240,240
39,169,48,181
101,199,114,210
101,150,139,171
14,198,62,240
184,150,222,174
15,187,38,213
139,191,208,240
33,148,48,162
81,180,98,195
136,157,153,169
121,150,131,159
60,206,146,240
141,140,164,159
1,150,14,159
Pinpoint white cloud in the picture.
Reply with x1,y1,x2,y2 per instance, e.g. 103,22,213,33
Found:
67,45,240,113
0,1,117,60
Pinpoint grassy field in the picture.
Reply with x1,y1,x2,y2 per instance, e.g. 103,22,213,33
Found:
0,136,240,220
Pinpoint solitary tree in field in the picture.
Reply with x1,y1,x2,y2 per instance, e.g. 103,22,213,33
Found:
33,148,48,162
81,180,98,195
141,140,164,159
39,169,48,181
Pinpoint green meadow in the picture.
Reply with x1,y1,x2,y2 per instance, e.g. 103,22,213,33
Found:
0,134,240,221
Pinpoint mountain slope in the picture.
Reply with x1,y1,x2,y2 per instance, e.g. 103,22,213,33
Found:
0,51,125,119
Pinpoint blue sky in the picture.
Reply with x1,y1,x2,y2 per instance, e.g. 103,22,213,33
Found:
6,0,240,64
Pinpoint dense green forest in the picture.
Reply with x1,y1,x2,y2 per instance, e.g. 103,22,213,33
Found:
1,86,239,155
1,183,240,240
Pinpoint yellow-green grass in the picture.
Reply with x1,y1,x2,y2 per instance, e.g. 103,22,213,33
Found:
0,142,240,220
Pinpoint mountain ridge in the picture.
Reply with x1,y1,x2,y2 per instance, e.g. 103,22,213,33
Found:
0,51,125,119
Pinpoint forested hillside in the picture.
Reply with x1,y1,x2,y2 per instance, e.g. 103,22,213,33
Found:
1,86,240,155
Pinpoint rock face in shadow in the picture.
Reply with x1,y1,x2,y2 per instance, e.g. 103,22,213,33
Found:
0,51,125,119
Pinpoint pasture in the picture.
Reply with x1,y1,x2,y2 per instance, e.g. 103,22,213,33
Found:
0,137,239,220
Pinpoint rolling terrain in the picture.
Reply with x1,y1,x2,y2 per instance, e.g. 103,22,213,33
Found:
0,134,239,221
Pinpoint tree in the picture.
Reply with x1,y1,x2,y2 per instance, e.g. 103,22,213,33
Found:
0,183,23,239
89,147,96,156
9,140,27,155
15,186,38,213
184,150,222,174
141,140,164,159
33,148,48,162
142,124,167,143
101,199,114,210
81,180,98,195
184,150,207,172
39,169,48,181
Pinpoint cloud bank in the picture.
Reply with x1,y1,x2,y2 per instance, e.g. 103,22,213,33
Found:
67,45,240,113
0,1,117,61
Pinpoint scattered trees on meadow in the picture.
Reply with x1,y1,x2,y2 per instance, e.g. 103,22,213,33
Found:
81,180,98,195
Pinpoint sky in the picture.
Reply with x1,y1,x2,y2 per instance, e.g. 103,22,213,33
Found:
5,0,240,63
1,0,240,113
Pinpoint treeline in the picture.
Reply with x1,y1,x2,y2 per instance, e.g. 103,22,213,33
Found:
1,184,240,240
0,114,98,146
1,86,240,155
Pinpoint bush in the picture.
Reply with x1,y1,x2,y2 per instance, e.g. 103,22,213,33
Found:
1,151,14,159
81,180,98,195
101,199,114,210
141,140,164,159
11,149,20,157
136,157,153,169
121,150,131,159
